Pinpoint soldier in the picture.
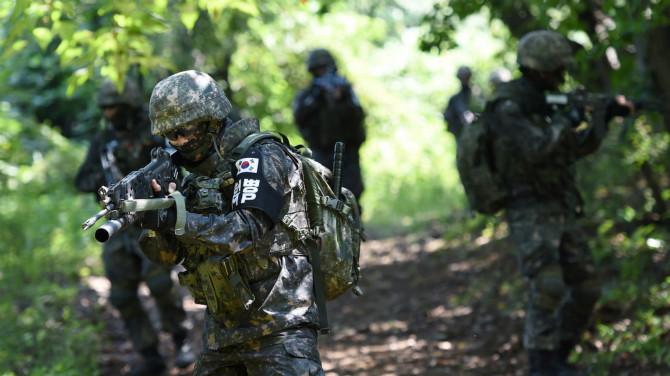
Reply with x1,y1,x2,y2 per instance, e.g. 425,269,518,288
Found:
292,48,366,204
443,65,485,142
137,70,325,375
488,67,512,94
486,31,635,376
75,78,195,376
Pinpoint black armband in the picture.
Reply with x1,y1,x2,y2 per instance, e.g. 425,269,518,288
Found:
231,147,283,224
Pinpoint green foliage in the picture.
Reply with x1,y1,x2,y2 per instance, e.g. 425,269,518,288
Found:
0,108,103,375
1,0,670,373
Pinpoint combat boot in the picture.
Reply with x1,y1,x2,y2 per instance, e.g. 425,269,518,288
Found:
127,348,166,376
173,333,196,369
528,350,557,376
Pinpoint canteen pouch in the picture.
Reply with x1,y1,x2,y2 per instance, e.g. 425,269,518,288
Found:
198,254,255,319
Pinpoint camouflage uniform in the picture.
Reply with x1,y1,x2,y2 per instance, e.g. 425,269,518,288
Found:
292,48,366,202
488,76,603,353
75,79,192,375
485,30,641,376
140,70,324,376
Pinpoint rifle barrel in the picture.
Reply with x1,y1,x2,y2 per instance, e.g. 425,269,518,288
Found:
95,217,128,243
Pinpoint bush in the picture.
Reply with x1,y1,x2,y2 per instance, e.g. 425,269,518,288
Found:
0,108,103,375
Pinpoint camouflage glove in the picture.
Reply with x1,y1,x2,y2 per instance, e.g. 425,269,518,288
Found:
606,99,633,121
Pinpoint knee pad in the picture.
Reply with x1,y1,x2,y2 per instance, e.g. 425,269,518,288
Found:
109,287,140,312
145,271,173,296
531,267,567,310
572,278,601,307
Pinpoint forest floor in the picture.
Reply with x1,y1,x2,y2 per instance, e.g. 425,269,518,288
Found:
80,217,670,376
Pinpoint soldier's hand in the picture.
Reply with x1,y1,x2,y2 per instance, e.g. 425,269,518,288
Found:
140,179,178,232
607,95,636,118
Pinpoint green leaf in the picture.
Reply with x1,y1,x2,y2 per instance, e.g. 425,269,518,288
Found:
32,27,53,51
180,8,200,31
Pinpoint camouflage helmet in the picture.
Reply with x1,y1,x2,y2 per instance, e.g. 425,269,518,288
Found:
97,78,143,108
149,70,232,136
517,30,574,72
307,48,336,71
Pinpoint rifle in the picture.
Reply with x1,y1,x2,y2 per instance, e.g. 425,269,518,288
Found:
546,86,667,139
99,140,123,185
82,147,186,243
312,66,351,101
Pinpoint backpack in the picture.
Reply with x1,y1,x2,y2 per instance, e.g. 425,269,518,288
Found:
231,131,365,334
455,113,507,215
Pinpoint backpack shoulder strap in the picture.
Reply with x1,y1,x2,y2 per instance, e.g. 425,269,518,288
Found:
229,131,283,161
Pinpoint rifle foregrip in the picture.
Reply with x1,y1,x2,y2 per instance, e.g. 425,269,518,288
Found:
332,142,344,198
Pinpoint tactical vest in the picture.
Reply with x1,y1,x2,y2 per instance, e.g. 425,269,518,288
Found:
175,130,310,311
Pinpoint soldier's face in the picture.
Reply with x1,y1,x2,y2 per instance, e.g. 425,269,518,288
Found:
165,122,211,162
101,104,131,131
101,105,119,120
543,67,566,91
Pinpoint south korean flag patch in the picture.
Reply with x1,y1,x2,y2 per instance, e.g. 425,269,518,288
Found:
236,157,259,174
231,146,282,224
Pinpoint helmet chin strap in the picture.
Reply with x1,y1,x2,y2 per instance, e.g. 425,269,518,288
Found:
211,118,232,162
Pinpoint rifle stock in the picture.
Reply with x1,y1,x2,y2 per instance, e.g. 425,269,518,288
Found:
82,147,182,243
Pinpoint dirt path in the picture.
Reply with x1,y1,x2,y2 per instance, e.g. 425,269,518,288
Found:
84,225,529,376
83,225,670,375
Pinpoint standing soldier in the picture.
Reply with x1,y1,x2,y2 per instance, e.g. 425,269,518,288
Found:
486,30,635,376
292,48,366,204
138,70,325,375
488,67,512,95
75,78,195,376
443,65,485,143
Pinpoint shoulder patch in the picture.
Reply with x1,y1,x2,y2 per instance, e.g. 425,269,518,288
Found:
236,157,259,174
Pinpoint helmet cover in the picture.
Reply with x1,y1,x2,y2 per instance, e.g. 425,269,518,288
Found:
97,78,143,108
307,48,336,71
517,30,574,72
149,70,232,136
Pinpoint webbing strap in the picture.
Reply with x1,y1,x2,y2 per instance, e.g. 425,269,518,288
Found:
169,191,186,236
319,196,351,216
230,131,282,161
305,236,329,334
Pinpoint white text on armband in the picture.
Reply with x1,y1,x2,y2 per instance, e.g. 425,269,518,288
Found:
233,178,261,204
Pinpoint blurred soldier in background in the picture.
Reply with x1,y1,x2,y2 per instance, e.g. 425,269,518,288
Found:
292,48,366,204
488,67,512,95
486,30,635,376
75,78,195,376
442,65,485,143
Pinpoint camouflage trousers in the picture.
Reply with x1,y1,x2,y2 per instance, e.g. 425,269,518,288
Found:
194,327,324,376
506,200,601,351
102,226,188,352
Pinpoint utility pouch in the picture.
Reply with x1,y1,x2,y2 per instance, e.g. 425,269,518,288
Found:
177,270,207,305
198,254,255,320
